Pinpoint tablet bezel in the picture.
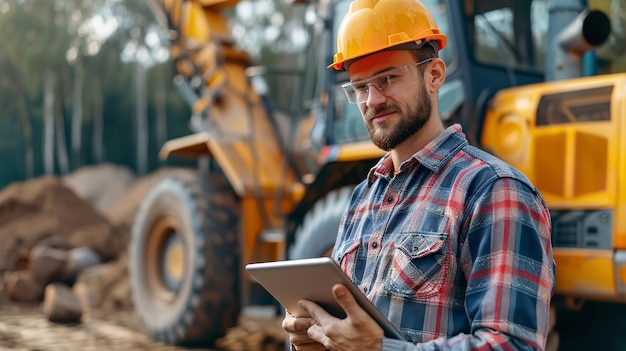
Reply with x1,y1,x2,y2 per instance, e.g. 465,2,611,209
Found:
245,257,405,340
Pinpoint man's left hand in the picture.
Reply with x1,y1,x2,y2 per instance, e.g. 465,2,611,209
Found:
299,283,384,351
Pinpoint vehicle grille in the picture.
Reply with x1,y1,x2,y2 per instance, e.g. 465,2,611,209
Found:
551,210,612,249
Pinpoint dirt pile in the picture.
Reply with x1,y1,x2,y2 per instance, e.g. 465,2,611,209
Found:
0,166,201,307
0,175,126,274
0,165,200,292
63,163,137,213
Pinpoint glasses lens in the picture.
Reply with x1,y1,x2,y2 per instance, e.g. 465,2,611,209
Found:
342,66,412,104
371,66,411,99
341,58,433,104
341,82,358,103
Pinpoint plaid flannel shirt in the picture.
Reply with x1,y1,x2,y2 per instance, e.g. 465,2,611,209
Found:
332,124,555,350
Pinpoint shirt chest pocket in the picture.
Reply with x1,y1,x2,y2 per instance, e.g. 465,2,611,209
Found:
334,239,362,278
384,232,448,299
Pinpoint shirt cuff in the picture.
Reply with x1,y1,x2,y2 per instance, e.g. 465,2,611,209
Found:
382,337,421,351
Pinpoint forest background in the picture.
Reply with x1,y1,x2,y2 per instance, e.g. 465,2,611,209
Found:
0,0,308,188
0,0,624,189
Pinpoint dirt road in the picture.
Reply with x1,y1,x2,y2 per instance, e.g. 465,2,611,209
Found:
0,300,285,351
0,302,180,351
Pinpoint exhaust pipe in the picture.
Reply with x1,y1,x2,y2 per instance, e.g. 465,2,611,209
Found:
551,9,611,81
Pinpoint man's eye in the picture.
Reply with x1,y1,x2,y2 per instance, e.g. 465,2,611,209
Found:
353,84,368,93
380,74,398,87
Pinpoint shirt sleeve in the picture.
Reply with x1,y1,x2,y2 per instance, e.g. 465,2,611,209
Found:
382,177,555,351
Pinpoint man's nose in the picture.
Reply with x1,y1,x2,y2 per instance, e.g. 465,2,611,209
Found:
364,83,386,107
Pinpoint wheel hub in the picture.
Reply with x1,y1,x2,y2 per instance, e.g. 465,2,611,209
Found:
162,234,184,291
145,215,186,304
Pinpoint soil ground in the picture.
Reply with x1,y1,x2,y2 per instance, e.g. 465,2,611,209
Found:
0,297,285,351
0,299,190,351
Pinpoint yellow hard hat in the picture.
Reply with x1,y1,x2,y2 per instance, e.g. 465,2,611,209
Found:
329,0,447,70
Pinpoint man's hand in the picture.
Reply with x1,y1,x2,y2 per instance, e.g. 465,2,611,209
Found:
282,311,326,351
300,283,384,351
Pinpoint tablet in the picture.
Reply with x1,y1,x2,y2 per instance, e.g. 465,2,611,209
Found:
245,257,405,340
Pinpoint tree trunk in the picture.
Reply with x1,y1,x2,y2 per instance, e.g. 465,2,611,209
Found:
135,61,148,175
92,74,104,163
154,65,167,160
10,71,34,179
55,86,70,175
43,69,56,175
16,92,34,179
71,54,83,169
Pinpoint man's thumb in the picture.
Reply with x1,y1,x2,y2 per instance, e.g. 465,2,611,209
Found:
333,284,356,311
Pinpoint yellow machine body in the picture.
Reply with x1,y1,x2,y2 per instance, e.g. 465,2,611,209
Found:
482,73,626,301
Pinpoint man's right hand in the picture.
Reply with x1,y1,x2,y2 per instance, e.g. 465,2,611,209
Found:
282,310,327,351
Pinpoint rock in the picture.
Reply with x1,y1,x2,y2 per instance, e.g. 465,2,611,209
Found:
64,247,102,284
103,275,131,311
67,223,128,262
73,281,103,311
215,315,287,351
42,283,83,323
72,255,129,312
29,246,69,286
12,250,31,271
5,270,44,302
33,235,74,251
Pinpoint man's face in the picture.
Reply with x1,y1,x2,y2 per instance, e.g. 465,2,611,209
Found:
347,50,432,151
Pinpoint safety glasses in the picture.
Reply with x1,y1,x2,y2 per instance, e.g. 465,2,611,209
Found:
341,58,434,104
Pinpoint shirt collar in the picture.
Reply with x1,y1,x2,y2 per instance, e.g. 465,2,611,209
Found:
367,124,468,186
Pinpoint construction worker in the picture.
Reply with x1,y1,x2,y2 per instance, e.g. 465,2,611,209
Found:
281,0,555,349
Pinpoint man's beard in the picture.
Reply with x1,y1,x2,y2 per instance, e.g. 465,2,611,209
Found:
364,86,432,151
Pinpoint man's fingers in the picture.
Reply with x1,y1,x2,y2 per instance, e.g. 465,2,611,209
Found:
283,312,316,333
290,329,328,351
299,289,384,350
298,299,327,322
300,285,364,326
306,322,330,347
331,283,362,317
290,330,318,343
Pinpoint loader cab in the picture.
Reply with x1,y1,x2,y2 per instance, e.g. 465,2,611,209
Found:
450,0,549,144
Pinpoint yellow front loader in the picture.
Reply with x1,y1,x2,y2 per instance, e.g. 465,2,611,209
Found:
130,0,383,345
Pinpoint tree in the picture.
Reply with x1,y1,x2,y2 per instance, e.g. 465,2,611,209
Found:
0,0,87,175
0,50,34,178
0,0,192,188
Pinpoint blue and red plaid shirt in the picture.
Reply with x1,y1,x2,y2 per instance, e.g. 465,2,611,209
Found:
332,124,555,350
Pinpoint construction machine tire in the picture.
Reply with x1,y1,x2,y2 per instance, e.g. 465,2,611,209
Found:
129,171,239,346
289,185,355,259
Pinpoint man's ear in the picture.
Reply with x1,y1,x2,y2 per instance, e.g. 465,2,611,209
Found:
425,58,446,93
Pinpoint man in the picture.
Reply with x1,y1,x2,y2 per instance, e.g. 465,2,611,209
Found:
282,0,555,349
